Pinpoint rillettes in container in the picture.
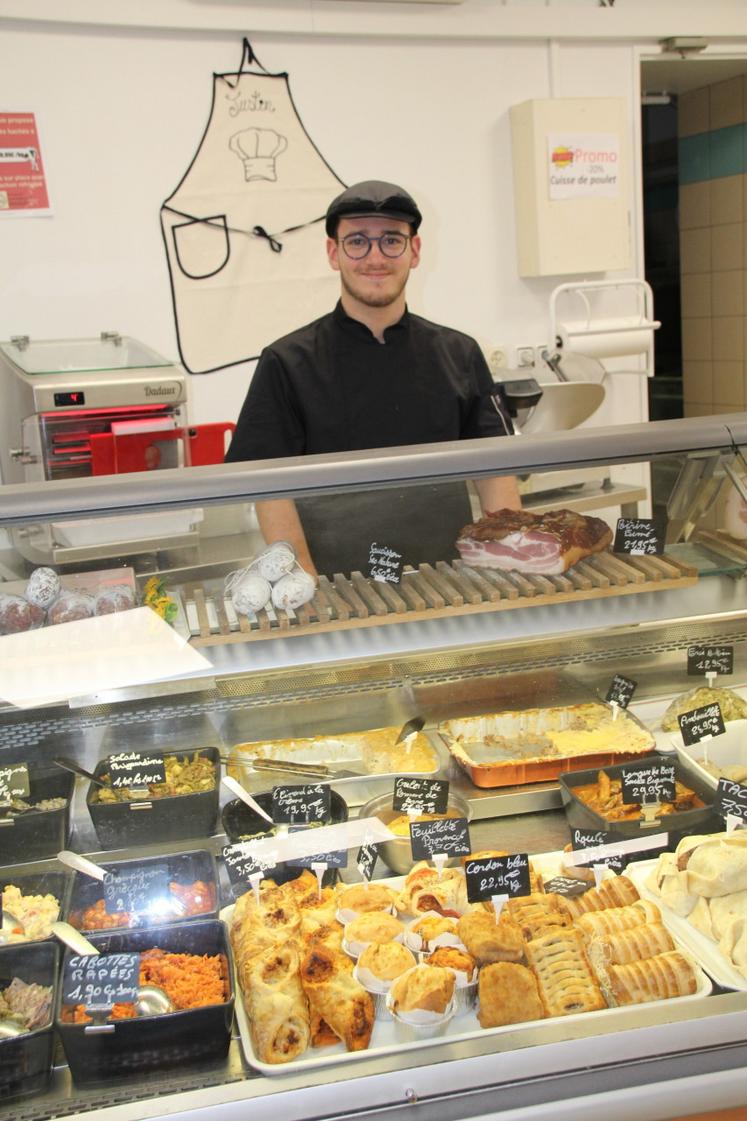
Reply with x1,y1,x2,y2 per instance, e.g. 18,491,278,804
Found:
56,919,234,1085
0,940,60,1101
85,747,220,848
0,767,74,864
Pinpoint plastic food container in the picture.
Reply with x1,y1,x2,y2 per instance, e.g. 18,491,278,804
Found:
558,754,722,848
56,919,234,1085
65,850,218,933
1,870,70,942
357,790,472,875
0,940,59,1101
221,788,349,890
85,748,220,848
0,767,74,864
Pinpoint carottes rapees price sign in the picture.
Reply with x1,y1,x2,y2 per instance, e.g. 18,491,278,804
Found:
62,953,140,1010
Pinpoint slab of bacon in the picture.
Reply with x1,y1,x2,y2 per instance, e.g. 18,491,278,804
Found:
455,508,613,575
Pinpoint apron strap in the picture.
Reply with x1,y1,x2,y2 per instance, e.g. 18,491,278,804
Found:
222,37,271,90
163,203,327,251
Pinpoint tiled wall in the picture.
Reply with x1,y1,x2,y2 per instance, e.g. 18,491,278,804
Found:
679,75,747,417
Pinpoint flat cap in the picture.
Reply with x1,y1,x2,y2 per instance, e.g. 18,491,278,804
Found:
325,180,422,236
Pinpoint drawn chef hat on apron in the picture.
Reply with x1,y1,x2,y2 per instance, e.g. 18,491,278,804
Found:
325,180,423,236
229,127,288,182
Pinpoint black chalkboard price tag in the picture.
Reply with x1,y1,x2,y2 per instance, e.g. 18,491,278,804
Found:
0,762,30,806
103,863,170,915
286,826,348,869
108,751,166,789
606,674,637,709
356,844,378,882
542,875,590,898
409,817,471,862
271,784,331,824
464,853,531,904
367,542,404,585
393,777,449,815
572,828,626,874
62,952,140,1010
678,703,726,747
687,645,734,677
713,777,747,824
613,517,664,556
221,843,277,887
620,760,676,805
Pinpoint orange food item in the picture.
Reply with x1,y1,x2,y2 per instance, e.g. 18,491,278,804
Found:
69,881,216,932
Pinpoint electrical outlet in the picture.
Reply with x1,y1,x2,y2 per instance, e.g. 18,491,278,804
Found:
535,343,550,366
487,346,508,376
516,346,535,368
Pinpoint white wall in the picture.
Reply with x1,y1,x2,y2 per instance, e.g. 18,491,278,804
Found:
1,3,745,437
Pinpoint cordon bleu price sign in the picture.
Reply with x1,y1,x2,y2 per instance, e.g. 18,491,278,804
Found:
464,853,531,904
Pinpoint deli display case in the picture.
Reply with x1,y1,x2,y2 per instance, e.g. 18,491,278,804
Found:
2,413,747,1121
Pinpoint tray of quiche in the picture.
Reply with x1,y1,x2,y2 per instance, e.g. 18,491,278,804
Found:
222,852,711,1074
437,702,656,789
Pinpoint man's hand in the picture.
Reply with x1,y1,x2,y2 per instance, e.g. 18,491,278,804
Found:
475,476,522,515
255,498,319,580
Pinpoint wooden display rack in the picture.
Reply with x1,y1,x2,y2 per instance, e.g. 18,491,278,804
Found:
180,551,697,648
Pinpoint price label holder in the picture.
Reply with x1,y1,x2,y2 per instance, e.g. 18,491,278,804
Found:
409,817,471,862
367,542,404,585
393,777,449,815
62,952,140,1012
613,516,664,556
287,826,348,869
572,828,627,874
0,762,30,806
605,675,637,712
311,862,327,899
464,853,531,905
687,644,734,679
620,760,676,828
103,863,170,915
491,894,509,923
677,703,726,750
356,843,378,882
271,784,331,825
714,777,747,826
108,752,166,790
221,842,280,891
541,876,589,898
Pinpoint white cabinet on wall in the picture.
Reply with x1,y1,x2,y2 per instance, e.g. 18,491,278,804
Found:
510,97,631,277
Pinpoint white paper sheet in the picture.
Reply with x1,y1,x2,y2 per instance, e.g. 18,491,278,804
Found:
0,606,212,708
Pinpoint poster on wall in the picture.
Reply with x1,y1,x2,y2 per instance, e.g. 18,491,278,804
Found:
0,112,52,217
547,133,619,200
161,38,346,375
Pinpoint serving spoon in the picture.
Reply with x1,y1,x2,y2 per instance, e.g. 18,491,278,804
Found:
53,756,110,789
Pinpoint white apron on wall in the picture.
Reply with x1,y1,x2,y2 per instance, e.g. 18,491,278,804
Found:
161,40,345,374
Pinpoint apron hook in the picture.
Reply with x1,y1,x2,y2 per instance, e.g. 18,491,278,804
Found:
222,36,270,90
252,226,283,253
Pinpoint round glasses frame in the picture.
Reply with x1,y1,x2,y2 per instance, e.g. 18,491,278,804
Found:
338,232,412,260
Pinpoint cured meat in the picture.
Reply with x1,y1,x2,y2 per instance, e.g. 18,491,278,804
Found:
456,508,612,575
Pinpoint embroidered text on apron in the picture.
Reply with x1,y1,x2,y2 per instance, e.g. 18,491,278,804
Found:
161,40,346,374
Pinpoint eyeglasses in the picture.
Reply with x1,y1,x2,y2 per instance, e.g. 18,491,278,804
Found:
339,232,412,259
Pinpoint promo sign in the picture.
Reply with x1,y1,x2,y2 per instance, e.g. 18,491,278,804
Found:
678,703,726,748
104,863,170,915
108,752,166,789
620,761,676,806
548,133,620,200
271,784,331,824
367,542,404,585
393,777,449,815
0,762,30,805
464,854,531,904
62,953,140,1010
409,817,471,862
613,518,664,556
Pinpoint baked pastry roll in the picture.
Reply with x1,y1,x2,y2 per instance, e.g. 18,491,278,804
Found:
560,875,639,919
240,944,310,1064
575,900,660,938
682,836,747,899
507,893,572,940
524,927,606,1017
586,922,674,971
477,962,544,1028
607,951,698,1005
337,882,397,915
299,945,374,1051
457,910,524,964
717,917,747,978
646,852,698,918
303,921,344,955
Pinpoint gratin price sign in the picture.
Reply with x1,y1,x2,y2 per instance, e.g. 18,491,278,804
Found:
613,517,663,556
572,828,626,874
356,844,378,882
678,702,725,747
409,817,471,862
221,842,278,887
393,777,449,815
620,761,676,805
103,863,170,915
0,762,30,806
271,783,331,824
367,542,404,585
62,953,140,1010
606,674,637,709
687,645,734,677
287,826,347,869
464,853,530,903
108,751,166,789
714,777,747,824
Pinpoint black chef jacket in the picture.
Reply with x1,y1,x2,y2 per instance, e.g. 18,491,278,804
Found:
225,303,513,576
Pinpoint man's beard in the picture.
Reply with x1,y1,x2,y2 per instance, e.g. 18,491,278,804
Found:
340,270,408,309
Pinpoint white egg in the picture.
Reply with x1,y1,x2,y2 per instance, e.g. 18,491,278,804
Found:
271,569,316,610
254,541,296,582
24,566,61,609
231,573,271,615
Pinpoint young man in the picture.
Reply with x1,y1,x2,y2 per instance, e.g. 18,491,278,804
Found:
225,180,520,577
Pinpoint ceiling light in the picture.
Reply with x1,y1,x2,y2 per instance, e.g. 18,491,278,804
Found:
659,36,709,57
